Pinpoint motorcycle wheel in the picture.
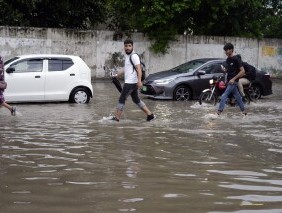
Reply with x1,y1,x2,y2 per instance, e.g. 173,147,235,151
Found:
199,91,217,106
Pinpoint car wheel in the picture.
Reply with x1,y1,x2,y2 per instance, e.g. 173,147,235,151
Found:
70,88,90,104
173,86,191,101
249,84,262,100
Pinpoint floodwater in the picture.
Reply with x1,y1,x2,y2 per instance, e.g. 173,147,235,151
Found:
1,79,282,213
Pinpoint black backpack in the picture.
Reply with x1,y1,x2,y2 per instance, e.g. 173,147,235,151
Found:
129,53,146,81
242,62,256,81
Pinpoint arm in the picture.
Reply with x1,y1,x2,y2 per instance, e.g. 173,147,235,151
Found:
135,64,143,89
131,54,143,88
229,66,245,84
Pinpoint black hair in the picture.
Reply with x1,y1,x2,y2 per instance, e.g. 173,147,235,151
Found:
124,38,133,45
223,43,234,51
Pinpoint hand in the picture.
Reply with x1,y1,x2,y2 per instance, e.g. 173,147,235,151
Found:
111,72,118,77
221,65,226,72
229,78,235,84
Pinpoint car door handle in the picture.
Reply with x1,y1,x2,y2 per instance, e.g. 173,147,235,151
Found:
70,73,75,76
35,76,41,78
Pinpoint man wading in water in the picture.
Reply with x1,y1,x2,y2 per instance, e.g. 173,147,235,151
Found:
217,43,247,116
109,39,155,122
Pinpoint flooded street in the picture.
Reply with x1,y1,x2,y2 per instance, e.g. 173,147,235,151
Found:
1,79,282,213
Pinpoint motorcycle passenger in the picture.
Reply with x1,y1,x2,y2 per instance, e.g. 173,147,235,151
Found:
217,43,247,116
237,54,250,101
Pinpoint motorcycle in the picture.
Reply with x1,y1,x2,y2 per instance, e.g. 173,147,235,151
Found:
199,74,251,106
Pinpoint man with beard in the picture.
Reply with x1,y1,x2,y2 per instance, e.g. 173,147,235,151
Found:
109,38,155,122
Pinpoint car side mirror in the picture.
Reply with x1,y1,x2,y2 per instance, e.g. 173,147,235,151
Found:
6,67,15,73
196,70,206,77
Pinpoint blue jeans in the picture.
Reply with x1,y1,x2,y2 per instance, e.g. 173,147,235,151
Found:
218,82,245,112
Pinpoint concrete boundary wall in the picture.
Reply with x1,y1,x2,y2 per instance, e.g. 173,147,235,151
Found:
1,26,281,78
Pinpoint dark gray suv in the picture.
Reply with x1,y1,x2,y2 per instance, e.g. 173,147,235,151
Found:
141,58,272,101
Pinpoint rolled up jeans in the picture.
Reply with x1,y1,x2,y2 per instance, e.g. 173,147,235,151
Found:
238,78,250,96
218,82,245,112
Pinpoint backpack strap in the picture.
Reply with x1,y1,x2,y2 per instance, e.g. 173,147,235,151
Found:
130,53,146,81
129,53,139,73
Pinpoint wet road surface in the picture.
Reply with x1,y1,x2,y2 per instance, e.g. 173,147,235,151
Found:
1,79,282,213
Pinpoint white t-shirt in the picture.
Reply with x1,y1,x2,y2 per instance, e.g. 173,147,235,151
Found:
124,52,140,84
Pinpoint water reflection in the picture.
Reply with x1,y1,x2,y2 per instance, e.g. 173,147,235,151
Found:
0,80,282,212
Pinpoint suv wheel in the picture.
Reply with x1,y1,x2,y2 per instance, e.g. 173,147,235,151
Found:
70,88,90,104
173,86,191,101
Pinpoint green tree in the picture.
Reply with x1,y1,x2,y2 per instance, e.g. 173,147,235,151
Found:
106,0,281,53
261,0,282,38
0,0,107,29
105,0,202,53
188,0,266,37
0,0,281,53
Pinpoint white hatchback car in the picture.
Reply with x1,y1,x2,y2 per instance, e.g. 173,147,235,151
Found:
4,54,93,104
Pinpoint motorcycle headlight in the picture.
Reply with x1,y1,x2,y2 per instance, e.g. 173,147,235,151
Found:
209,79,214,84
153,78,175,85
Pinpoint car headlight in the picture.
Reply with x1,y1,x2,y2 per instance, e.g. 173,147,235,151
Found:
153,78,175,85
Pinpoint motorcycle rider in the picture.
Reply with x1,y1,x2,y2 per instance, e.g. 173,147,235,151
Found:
217,43,247,115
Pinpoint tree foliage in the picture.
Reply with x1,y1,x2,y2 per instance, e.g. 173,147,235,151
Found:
105,0,281,53
0,0,107,29
0,0,281,53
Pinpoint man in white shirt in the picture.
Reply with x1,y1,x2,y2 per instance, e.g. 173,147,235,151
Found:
110,39,155,122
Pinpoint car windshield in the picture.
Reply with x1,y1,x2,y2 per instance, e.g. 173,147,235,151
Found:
171,60,206,73
4,57,20,65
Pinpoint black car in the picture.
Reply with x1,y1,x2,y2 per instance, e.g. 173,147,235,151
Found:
141,58,272,101
249,68,272,99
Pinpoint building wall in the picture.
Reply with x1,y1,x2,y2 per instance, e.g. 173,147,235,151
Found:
1,26,281,78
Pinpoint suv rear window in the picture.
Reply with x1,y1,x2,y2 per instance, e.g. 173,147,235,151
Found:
48,58,74,71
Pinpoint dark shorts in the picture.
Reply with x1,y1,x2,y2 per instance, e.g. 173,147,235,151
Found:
119,83,140,104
